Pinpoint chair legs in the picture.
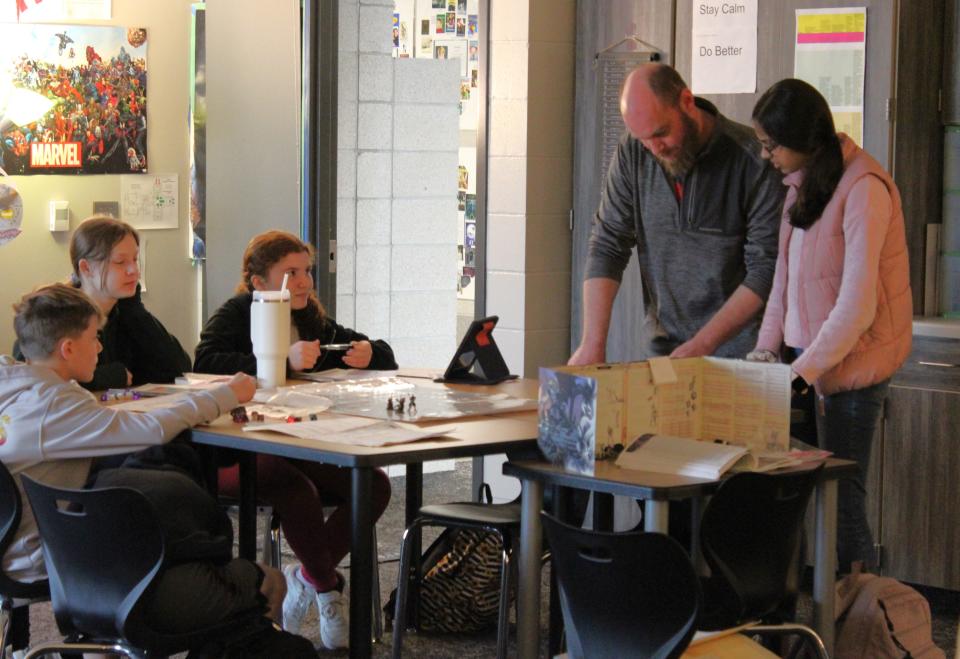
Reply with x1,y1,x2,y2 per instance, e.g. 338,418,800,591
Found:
495,534,513,659
750,623,829,659
0,598,11,659
391,521,421,659
371,524,383,643
392,521,513,659
24,640,144,658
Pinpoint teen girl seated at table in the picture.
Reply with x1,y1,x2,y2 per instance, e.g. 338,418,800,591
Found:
749,79,912,574
67,215,191,390
194,230,395,650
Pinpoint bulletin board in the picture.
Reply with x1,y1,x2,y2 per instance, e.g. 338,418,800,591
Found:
393,0,484,303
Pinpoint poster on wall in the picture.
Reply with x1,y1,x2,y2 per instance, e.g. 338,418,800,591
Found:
794,7,866,147
690,0,757,94
0,23,147,175
1,0,112,22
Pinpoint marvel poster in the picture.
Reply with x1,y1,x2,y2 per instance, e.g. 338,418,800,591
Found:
0,23,147,175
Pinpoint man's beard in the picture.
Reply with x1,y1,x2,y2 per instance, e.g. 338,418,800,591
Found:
655,112,701,178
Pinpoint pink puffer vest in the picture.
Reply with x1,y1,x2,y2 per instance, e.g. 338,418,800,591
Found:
757,136,912,395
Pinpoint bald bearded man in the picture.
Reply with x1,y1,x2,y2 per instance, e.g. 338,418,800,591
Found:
570,63,784,364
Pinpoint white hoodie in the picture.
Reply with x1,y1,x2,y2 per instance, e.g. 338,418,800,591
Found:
0,355,237,583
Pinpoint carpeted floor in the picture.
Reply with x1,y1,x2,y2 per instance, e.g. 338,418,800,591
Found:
25,459,959,657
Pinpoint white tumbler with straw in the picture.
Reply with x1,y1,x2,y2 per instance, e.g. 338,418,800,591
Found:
250,280,291,389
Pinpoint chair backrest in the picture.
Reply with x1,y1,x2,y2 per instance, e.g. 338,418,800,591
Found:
0,462,49,601
20,474,164,645
542,512,700,659
699,465,823,622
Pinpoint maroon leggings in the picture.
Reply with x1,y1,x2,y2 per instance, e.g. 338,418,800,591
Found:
219,455,391,592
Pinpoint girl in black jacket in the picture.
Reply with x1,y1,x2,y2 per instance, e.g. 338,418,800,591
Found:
64,215,191,390
195,230,393,650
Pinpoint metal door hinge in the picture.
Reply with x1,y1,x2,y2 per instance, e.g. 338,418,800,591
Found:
569,209,574,232
874,543,883,570
329,239,337,273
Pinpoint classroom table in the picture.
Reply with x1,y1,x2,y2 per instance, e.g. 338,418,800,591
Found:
189,375,539,659
503,457,858,659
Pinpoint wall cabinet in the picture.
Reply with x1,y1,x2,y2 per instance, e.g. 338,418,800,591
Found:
869,335,960,589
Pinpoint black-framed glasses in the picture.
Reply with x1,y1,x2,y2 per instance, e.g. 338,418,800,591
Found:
759,138,780,153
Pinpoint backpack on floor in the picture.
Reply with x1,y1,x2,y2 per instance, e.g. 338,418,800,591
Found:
384,484,511,634
384,526,507,634
834,570,945,659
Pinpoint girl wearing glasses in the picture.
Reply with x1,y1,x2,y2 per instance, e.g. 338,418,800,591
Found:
748,79,912,574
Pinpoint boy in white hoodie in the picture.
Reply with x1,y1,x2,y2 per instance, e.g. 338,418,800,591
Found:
0,283,286,632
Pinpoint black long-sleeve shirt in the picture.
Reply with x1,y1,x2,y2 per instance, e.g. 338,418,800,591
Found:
194,292,397,375
14,286,191,390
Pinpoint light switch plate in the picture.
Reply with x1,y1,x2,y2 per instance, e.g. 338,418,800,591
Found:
49,200,69,232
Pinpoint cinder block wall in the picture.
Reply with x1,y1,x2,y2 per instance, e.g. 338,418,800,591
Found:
337,0,459,369
485,0,574,378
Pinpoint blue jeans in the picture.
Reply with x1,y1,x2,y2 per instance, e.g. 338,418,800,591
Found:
814,378,889,572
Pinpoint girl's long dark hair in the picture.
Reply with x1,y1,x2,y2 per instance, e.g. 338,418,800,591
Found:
752,79,844,229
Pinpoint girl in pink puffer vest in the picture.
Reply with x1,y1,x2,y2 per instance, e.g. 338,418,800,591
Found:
748,79,912,574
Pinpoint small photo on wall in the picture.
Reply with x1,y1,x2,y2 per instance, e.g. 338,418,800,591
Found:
465,220,476,250
456,17,465,37
434,44,448,59
457,0,467,13
421,19,430,35
447,1,455,11
436,14,445,34
465,194,476,220
392,13,399,47
468,15,478,36
445,13,456,32
471,68,478,87
457,190,466,211
432,0,445,7
460,81,470,100
468,40,478,61
458,165,468,190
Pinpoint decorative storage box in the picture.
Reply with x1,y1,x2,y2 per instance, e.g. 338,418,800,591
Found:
537,357,792,475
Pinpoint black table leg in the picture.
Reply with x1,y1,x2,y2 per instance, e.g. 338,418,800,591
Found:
548,485,569,656
238,452,258,561
593,491,614,531
404,462,424,627
350,467,374,658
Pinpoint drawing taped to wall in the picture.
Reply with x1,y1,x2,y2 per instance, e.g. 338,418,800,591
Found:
0,23,147,175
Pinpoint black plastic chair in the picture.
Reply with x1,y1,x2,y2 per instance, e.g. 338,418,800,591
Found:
542,512,700,659
392,485,520,659
0,463,49,657
20,475,266,658
698,466,829,658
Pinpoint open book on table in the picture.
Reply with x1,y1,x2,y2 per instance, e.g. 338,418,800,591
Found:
615,434,802,480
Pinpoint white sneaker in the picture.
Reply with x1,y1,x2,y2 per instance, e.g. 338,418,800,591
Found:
316,580,349,650
282,564,316,635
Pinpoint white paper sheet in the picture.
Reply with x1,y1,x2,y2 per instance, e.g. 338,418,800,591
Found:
691,0,758,94
794,7,866,146
246,417,457,447
121,174,179,230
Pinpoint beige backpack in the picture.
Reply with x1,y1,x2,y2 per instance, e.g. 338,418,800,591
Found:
834,570,945,659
